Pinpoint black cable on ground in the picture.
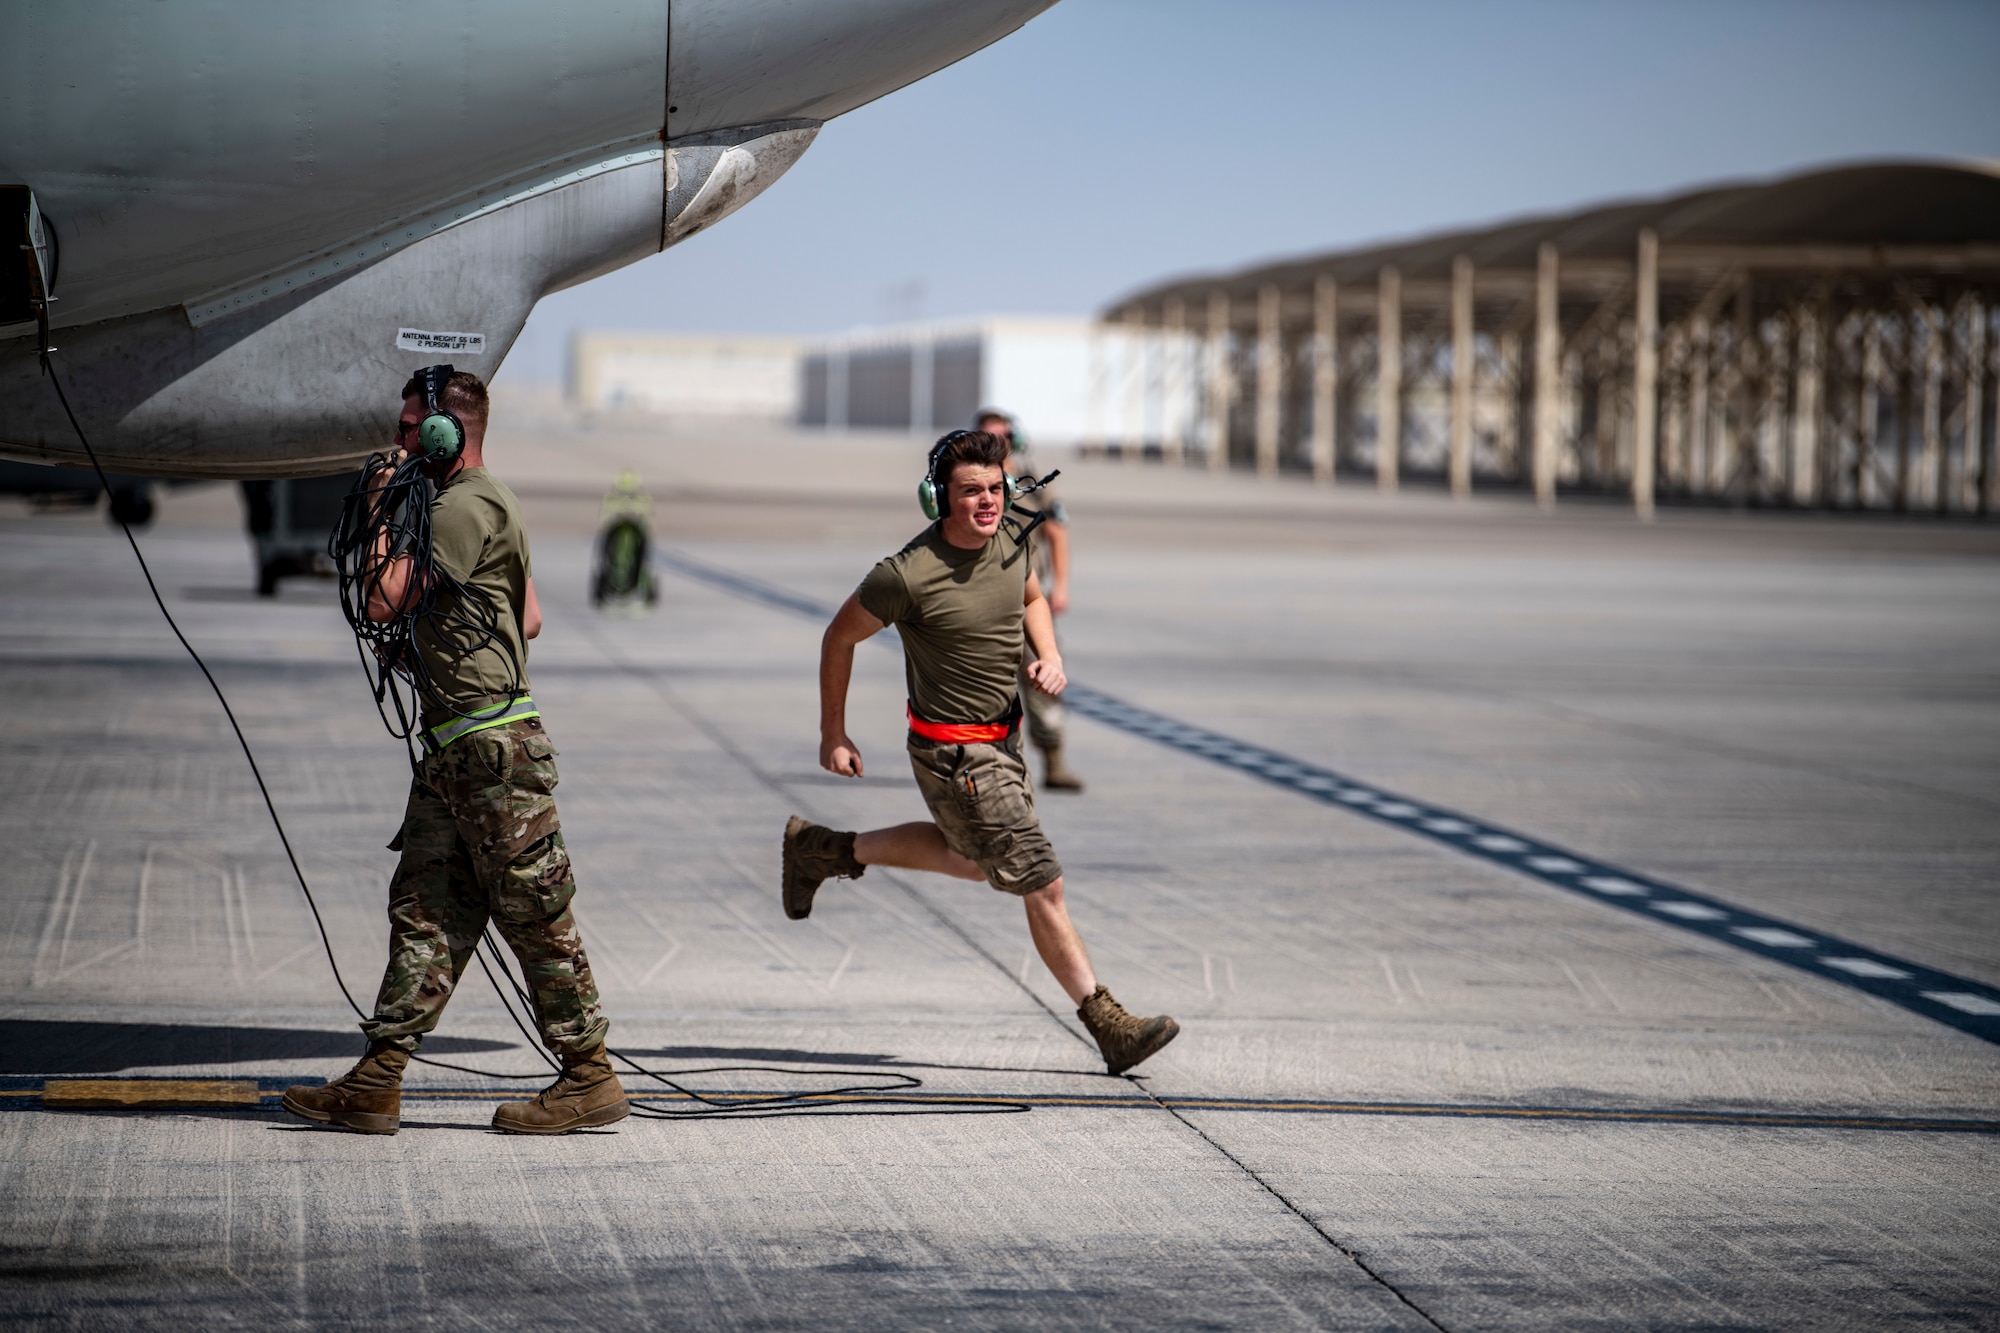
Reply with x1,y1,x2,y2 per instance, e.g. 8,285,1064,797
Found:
472,925,1024,1120
38,353,370,1026
38,353,1023,1119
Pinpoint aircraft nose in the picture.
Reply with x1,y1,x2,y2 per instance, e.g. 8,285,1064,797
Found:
667,0,1059,138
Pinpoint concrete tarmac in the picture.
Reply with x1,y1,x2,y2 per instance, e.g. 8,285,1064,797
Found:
3,399,1997,1329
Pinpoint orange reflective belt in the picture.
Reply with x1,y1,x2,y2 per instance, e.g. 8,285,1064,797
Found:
906,704,1015,744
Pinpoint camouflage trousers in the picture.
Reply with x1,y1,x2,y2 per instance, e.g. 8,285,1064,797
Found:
361,715,609,1057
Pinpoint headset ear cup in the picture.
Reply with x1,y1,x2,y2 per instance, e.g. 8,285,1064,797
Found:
917,479,941,521
1004,474,1018,512
418,410,464,461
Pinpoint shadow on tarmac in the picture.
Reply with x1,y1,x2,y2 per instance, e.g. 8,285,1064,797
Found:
0,1020,514,1074
623,1045,905,1066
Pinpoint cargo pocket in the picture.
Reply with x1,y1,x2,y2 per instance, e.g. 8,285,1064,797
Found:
948,745,980,813
494,830,576,922
516,731,559,794
988,766,1032,825
473,731,514,790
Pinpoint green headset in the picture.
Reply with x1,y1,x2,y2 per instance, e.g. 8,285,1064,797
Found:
918,429,1018,520
410,363,466,463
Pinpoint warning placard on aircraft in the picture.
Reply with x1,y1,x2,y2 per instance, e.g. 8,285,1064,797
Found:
397,328,486,354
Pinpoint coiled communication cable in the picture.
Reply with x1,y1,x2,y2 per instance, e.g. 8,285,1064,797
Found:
327,452,527,763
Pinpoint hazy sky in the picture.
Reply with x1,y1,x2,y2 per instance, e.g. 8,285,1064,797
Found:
501,0,2000,383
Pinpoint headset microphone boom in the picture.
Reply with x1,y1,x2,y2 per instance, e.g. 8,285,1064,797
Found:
918,428,1060,544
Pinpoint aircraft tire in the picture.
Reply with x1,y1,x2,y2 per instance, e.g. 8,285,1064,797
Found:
107,486,154,528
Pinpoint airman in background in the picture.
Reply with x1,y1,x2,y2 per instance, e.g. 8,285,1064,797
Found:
977,409,1084,792
592,470,658,611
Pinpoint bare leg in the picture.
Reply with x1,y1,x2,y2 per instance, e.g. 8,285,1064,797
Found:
1022,877,1098,1004
853,822,984,881
853,829,1096,1000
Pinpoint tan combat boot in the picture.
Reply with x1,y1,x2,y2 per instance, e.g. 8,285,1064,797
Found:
782,815,864,920
491,1045,631,1134
1039,742,1086,793
1077,986,1179,1075
282,1041,409,1135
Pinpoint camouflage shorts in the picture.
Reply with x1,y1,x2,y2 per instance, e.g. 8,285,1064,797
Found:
908,734,1064,896
361,715,608,1056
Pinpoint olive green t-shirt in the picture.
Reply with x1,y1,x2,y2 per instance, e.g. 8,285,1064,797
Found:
856,523,1030,725
414,466,533,725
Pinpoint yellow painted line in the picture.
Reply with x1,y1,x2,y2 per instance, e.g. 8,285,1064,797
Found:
40,1079,262,1109
9,1081,1988,1133
348,1091,2000,1129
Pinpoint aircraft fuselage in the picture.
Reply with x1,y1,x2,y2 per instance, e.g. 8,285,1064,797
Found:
0,0,1055,477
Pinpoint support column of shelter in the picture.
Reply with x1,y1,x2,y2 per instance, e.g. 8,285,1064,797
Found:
1859,321,1882,507
1143,310,1166,461
1689,317,1712,497
1533,243,1561,508
1377,266,1401,493
1723,284,1753,500
1968,301,1989,513
1123,310,1146,460
1922,305,1945,510
1792,303,1823,506
1990,302,2000,513
1945,297,1973,510
1312,273,1338,484
1772,315,1795,503
1895,311,1918,511
1163,297,1187,465
1632,230,1659,519
1256,284,1282,477
1449,256,1474,499
1987,301,2000,513
1662,326,1687,492
1206,290,1232,471
1498,330,1524,480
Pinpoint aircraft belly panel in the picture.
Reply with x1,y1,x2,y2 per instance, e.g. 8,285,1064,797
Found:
0,158,664,479
183,135,669,327
1,120,823,478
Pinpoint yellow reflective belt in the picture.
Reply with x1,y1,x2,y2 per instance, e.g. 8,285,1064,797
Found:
423,696,539,753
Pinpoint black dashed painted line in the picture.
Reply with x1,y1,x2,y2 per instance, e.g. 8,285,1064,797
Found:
655,548,2000,1048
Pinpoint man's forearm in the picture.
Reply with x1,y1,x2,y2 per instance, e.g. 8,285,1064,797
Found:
364,552,416,623
819,635,856,739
